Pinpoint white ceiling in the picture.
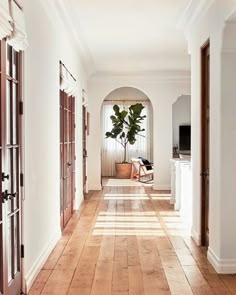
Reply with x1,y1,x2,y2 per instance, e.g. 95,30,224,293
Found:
62,0,191,73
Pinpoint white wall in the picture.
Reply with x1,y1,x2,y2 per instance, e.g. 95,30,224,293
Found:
23,0,87,290
180,0,236,273
172,95,191,149
87,73,190,191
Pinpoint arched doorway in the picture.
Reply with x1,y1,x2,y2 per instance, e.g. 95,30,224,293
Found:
100,86,154,183
172,95,191,157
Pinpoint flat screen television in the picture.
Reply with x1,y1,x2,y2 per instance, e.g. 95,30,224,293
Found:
179,125,191,153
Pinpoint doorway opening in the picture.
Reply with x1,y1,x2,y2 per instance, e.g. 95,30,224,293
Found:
201,40,210,247
170,95,192,227
100,87,153,184
172,95,191,158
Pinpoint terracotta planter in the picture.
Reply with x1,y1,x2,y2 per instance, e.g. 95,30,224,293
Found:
115,163,132,179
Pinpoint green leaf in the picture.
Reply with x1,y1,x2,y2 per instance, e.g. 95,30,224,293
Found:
113,105,120,115
120,110,128,119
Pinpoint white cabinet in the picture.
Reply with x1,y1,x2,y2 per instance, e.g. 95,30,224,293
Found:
170,158,192,221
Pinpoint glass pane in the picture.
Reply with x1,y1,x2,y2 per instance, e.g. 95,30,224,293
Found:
63,178,67,209
60,180,63,214
14,213,19,275
64,144,67,177
60,91,63,106
68,96,71,111
6,45,11,76
12,50,18,80
6,149,12,214
63,93,67,110
67,111,70,142
67,144,71,171
69,112,72,142
67,177,71,208
6,81,11,145
72,97,75,113
13,148,19,210
72,114,75,142
72,143,75,171
64,110,67,142
60,106,63,143
60,144,63,179
72,174,75,201
12,83,17,145
7,217,12,283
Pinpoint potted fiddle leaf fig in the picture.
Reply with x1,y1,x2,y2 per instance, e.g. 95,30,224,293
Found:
105,103,146,178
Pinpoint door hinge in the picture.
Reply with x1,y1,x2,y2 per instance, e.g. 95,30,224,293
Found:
20,173,24,187
21,244,25,258
74,155,76,161
74,123,76,128
19,101,23,115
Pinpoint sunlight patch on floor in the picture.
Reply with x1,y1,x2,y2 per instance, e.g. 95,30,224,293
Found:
94,222,161,228
104,196,149,200
93,229,165,236
102,178,153,187
96,216,159,222
98,211,156,216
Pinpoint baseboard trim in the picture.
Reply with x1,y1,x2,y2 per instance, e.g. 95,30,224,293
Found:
208,247,236,274
191,228,201,245
153,184,171,190
88,184,102,191
25,228,61,292
74,196,83,211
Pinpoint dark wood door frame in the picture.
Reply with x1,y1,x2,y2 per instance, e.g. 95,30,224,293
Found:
82,105,87,196
201,39,210,247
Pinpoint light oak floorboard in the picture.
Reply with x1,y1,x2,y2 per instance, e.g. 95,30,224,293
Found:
28,180,234,295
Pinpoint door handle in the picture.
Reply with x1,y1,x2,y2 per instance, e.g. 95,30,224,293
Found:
2,190,16,203
200,169,209,178
67,162,72,167
2,173,9,182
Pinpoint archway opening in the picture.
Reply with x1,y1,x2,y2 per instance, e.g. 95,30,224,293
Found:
100,86,154,185
170,94,192,226
172,95,191,157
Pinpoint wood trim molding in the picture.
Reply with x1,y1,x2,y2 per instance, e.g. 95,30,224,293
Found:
41,0,95,76
177,0,215,39
89,70,191,84
191,229,201,246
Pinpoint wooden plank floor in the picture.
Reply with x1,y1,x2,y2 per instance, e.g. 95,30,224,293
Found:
28,181,236,295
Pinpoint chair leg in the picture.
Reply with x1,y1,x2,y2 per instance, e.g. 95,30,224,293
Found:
139,174,153,183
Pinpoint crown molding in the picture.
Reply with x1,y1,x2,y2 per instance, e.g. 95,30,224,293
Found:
89,70,191,84
177,0,215,39
41,0,96,77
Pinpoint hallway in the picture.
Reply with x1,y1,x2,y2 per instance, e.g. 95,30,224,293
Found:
29,182,236,295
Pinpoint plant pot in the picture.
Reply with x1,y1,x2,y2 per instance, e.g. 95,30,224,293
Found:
115,163,132,179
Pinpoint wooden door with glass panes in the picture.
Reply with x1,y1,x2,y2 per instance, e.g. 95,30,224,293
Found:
60,91,75,229
0,41,22,295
